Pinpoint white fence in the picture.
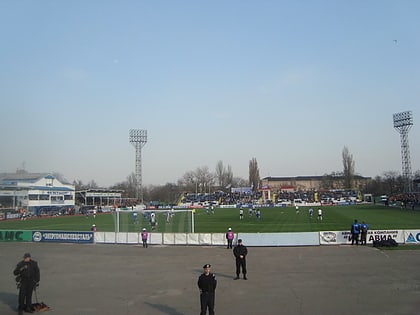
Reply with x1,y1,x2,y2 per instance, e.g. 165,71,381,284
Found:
94,229,420,246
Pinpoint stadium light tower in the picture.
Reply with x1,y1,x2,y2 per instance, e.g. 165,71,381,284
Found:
129,129,148,203
393,111,413,192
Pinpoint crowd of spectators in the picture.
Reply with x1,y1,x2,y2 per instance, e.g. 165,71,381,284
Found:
180,189,361,206
389,193,419,209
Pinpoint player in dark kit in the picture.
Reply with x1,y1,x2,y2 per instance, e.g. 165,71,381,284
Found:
197,264,217,315
13,253,40,315
233,239,248,280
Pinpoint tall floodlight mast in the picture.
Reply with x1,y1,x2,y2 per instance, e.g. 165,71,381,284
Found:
129,129,148,203
393,111,413,192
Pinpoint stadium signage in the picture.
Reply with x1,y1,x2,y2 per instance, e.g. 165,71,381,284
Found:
32,231,94,243
404,230,420,244
6,213,20,219
320,230,405,245
0,230,32,242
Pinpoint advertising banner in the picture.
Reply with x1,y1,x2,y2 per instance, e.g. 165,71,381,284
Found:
404,230,420,244
0,230,32,242
238,232,319,246
320,230,405,245
32,231,94,243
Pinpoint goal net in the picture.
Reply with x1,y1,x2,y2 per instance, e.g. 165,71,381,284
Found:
113,208,194,233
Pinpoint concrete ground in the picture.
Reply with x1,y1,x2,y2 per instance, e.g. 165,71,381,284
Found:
1,242,419,315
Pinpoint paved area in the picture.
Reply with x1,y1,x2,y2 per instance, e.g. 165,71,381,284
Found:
1,242,419,315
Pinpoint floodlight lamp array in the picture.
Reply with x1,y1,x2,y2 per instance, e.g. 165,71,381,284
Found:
393,111,413,129
129,129,147,144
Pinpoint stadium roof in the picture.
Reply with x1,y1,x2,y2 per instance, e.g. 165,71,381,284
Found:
0,172,73,187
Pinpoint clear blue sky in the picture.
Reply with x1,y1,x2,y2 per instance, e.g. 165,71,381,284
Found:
1,1,419,187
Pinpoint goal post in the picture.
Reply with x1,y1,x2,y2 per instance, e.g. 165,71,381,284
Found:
114,208,195,233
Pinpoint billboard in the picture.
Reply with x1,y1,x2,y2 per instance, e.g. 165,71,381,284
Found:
32,231,94,243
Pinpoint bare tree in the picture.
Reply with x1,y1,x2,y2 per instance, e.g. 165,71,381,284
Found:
177,170,197,192
73,179,85,190
232,177,248,187
215,161,224,187
195,166,214,193
249,157,260,191
126,173,137,198
383,171,404,195
342,146,355,189
215,160,233,189
178,167,214,193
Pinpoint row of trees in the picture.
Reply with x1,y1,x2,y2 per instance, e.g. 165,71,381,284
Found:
73,158,261,204
72,147,419,203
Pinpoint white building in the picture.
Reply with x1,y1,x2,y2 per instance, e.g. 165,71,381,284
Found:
0,172,75,215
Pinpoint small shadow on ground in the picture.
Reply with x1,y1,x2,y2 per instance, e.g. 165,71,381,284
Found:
194,269,234,280
0,291,17,312
144,302,185,315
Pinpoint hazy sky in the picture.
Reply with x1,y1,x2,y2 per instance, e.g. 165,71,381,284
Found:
1,1,419,187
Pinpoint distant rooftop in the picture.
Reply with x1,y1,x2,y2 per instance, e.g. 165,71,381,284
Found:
0,172,72,185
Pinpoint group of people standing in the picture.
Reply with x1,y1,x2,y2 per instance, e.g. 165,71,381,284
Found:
350,219,369,245
239,207,261,221
198,228,248,315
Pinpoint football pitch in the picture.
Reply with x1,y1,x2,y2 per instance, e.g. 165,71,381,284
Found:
1,204,419,233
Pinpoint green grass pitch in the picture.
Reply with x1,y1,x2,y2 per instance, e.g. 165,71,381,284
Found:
0,205,419,233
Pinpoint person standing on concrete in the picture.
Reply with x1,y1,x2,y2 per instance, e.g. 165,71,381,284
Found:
141,228,148,248
13,253,40,315
360,221,369,245
351,219,360,245
226,227,234,249
197,264,217,315
233,239,248,280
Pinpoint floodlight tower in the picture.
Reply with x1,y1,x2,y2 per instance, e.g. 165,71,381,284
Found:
129,129,148,203
393,111,413,192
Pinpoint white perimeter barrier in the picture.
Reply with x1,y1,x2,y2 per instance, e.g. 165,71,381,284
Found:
237,232,319,246
94,232,319,246
94,230,419,246
319,230,406,245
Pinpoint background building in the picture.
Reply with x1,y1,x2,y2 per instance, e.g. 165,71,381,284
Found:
0,172,75,216
261,175,371,192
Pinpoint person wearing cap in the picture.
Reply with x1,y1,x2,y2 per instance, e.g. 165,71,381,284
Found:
233,239,248,280
226,227,234,249
90,224,97,232
197,264,217,315
13,253,40,314
141,228,148,248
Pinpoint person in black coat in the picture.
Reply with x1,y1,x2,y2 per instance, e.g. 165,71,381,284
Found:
233,239,248,280
197,264,217,315
13,253,40,314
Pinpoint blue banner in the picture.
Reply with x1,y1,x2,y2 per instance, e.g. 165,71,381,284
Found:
32,231,94,243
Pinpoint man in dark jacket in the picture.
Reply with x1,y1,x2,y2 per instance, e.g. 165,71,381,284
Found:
197,264,217,315
233,239,248,280
13,253,40,314
351,219,361,245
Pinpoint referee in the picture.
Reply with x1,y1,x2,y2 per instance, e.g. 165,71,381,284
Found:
197,264,217,315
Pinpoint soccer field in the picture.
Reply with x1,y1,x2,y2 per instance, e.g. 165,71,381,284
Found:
1,204,419,233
